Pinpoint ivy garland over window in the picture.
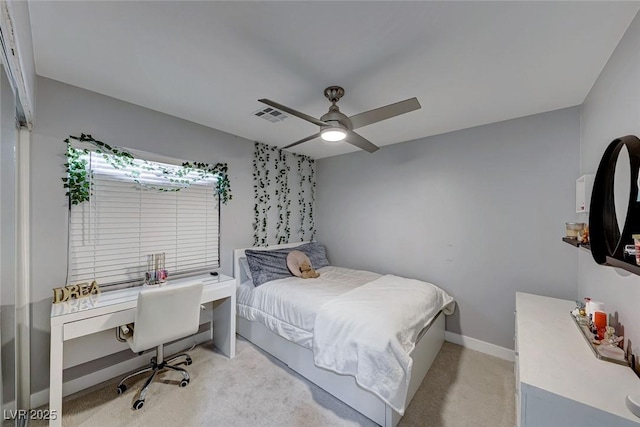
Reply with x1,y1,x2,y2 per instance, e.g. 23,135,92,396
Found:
62,133,232,205
253,142,315,246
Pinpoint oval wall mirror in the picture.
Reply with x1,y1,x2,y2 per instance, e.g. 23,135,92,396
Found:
590,135,640,264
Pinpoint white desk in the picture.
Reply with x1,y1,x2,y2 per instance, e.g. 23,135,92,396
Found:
49,274,236,427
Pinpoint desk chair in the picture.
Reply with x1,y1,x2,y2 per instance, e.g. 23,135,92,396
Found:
116,281,204,410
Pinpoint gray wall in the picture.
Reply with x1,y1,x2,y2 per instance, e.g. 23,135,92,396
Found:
316,107,580,349
578,13,640,353
30,77,255,392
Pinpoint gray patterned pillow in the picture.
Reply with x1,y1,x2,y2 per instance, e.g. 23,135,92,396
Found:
245,242,330,287
296,242,330,269
245,248,293,287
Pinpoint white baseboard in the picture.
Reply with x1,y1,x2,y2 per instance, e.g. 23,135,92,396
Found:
445,331,514,362
31,330,210,409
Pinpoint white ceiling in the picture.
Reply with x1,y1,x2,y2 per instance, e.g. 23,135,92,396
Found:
28,1,639,159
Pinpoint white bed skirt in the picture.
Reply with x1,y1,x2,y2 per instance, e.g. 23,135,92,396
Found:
236,311,445,427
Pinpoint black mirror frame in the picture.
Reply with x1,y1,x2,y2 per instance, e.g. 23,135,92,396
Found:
590,135,640,264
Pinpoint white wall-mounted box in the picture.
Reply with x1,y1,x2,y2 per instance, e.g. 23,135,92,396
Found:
576,174,595,213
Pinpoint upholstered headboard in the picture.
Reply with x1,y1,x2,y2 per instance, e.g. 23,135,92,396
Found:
233,241,310,288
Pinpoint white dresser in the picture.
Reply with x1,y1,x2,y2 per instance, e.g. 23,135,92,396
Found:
515,292,640,427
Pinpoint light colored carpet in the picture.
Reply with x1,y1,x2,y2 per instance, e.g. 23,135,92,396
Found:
31,338,514,427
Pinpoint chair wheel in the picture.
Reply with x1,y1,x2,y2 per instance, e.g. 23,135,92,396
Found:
185,357,192,366
133,399,144,410
179,379,189,387
116,384,126,395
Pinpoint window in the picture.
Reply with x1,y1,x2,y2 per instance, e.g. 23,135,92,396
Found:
69,150,220,288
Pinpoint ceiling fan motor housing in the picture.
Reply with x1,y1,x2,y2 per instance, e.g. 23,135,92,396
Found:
321,105,352,130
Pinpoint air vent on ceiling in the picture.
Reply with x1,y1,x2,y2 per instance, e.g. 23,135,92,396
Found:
253,106,287,123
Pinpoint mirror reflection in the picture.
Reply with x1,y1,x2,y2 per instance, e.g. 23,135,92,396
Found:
613,145,631,236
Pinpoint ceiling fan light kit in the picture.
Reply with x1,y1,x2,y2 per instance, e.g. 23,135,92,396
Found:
320,127,347,142
258,86,421,153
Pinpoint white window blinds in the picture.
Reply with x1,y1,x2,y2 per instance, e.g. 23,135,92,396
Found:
70,151,220,287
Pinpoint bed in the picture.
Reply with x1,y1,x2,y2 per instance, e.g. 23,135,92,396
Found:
233,242,455,427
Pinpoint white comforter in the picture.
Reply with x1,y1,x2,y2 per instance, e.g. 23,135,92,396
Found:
312,274,455,415
237,266,381,348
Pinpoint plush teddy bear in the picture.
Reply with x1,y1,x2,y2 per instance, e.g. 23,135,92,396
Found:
287,250,320,279
299,259,320,279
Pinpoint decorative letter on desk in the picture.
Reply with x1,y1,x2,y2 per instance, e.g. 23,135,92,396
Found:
52,281,100,304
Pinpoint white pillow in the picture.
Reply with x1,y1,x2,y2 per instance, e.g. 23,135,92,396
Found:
239,257,253,281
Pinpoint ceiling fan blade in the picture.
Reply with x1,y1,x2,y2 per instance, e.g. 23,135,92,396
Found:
345,130,379,153
348,97,421,130
283,132,322,149
258,99,327,127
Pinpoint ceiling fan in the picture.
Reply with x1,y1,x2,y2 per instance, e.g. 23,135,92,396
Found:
258,86,421,153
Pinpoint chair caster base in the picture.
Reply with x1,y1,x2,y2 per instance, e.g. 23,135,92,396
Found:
133,399,144,410
179,379,189,387
116,384,127,395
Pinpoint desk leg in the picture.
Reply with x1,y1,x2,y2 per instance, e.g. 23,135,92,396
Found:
212,294,235,358
49,323,63,427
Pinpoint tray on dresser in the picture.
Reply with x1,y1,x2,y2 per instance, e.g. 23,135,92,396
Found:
570,313,630,366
